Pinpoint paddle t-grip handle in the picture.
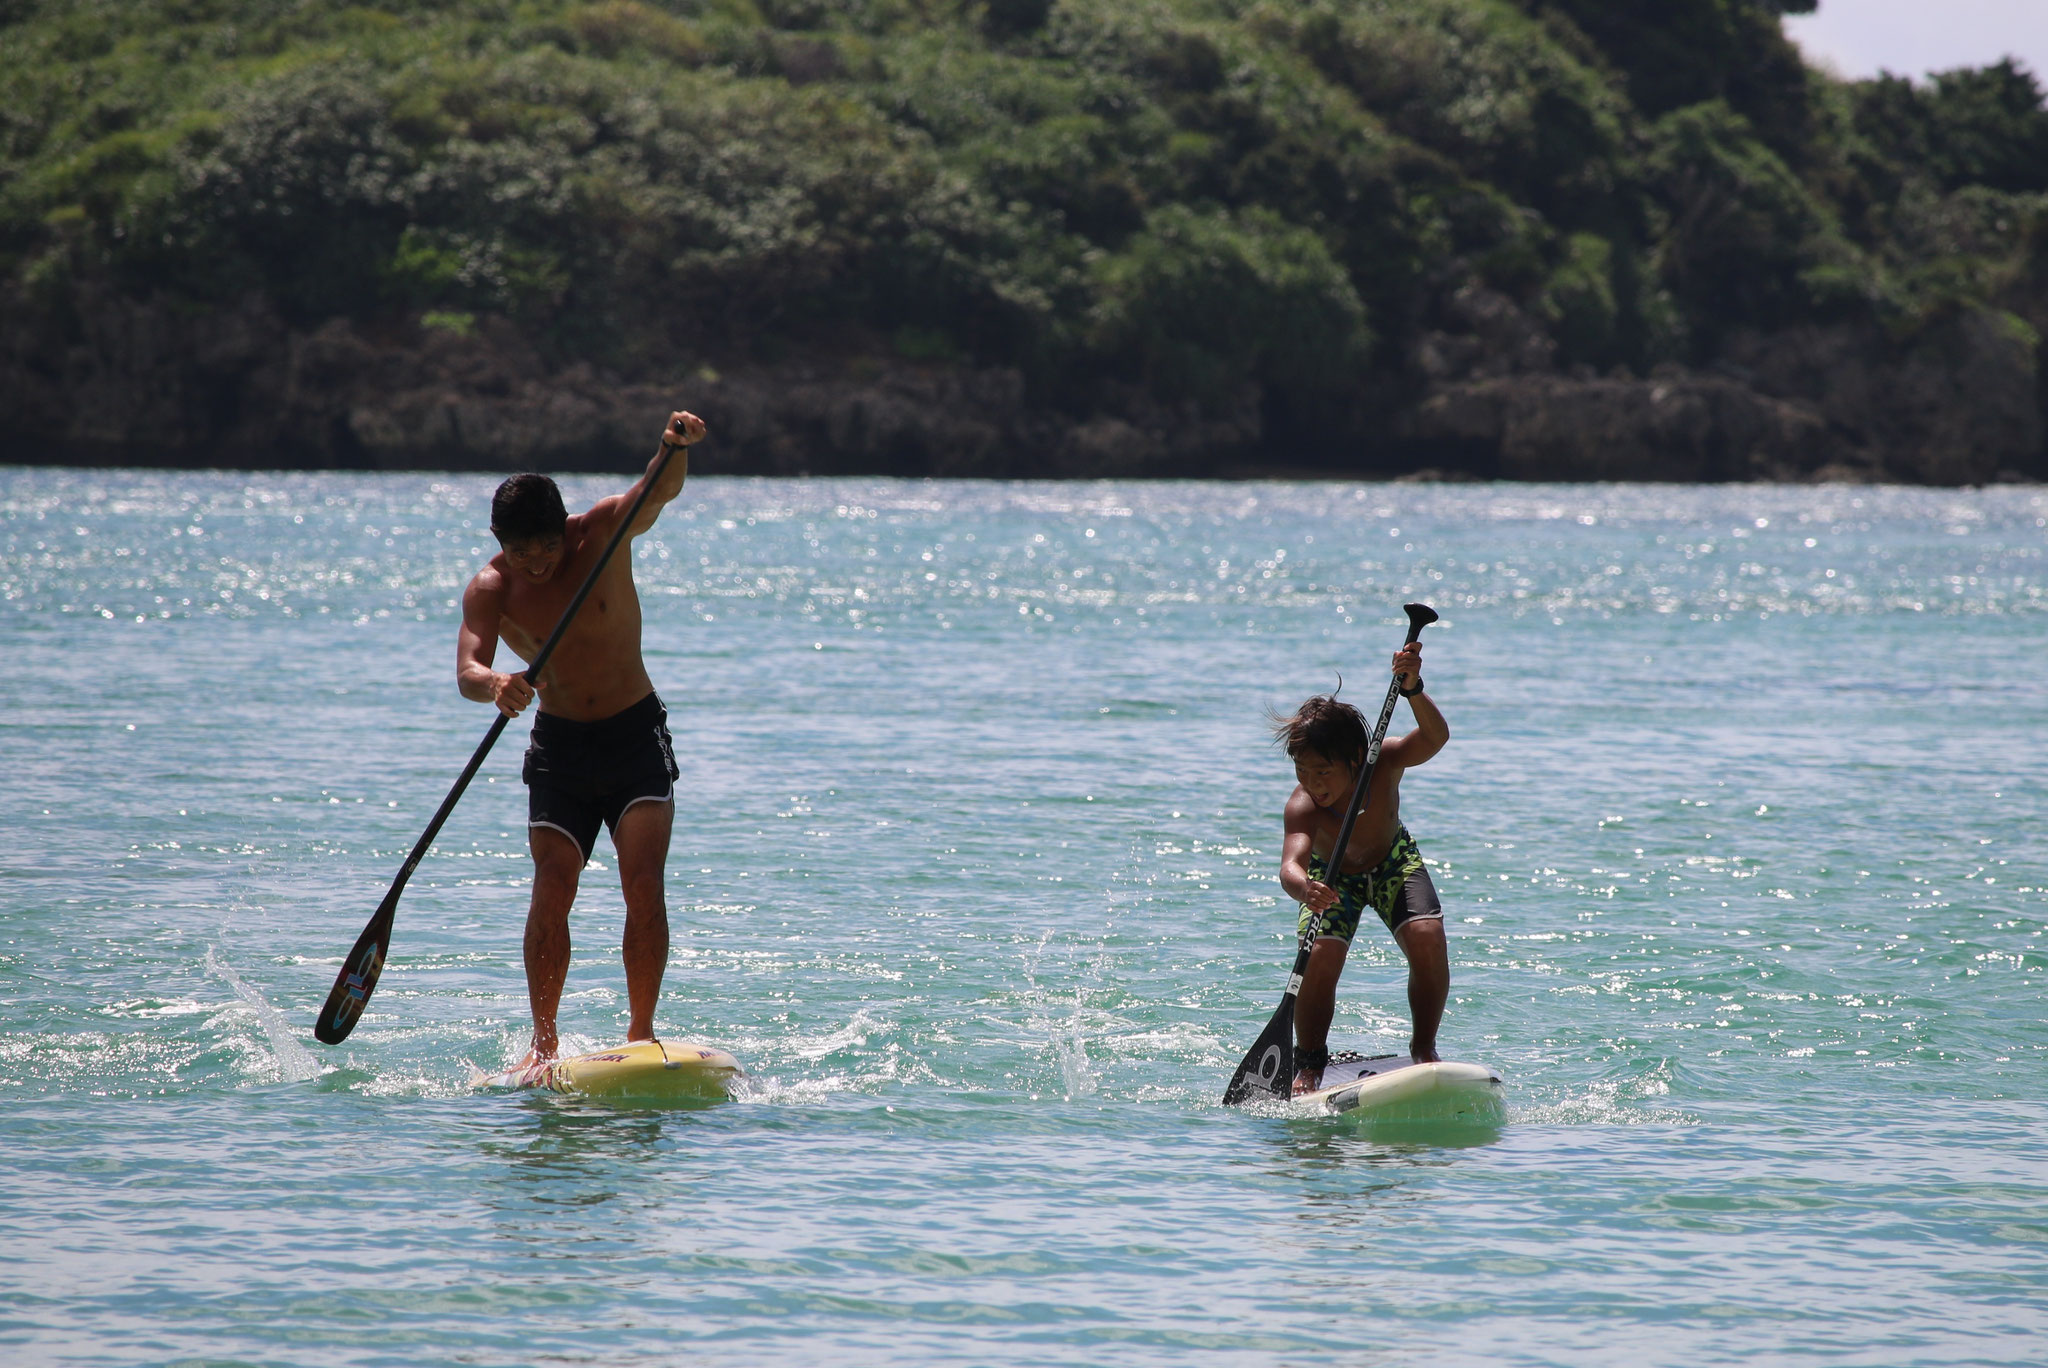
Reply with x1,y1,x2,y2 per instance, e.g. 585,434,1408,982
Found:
1403,601,1439,645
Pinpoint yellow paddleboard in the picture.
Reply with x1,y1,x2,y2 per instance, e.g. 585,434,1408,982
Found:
1292,1052,1505,1123
475,1038,743,1102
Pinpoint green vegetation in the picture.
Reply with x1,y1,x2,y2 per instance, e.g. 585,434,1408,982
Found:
6,0,2048,444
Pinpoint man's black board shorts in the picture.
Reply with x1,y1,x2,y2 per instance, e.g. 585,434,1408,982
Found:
522,692,678,863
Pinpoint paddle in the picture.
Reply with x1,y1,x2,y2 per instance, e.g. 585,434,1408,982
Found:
312,433,690,1045
1221,601,1438,1106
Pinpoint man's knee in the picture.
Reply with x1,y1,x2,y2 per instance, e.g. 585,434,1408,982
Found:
621,885,669,929
530,830,583,897
616,845,668,909
613,803,671,897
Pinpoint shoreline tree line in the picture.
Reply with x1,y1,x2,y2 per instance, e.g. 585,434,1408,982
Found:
5,0,2048,481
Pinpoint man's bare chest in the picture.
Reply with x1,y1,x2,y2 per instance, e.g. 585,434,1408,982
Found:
499,561,638,658
496,585,576,658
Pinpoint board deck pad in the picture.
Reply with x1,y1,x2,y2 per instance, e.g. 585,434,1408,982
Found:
474,1038,742,1102
1292,1050,1505,1122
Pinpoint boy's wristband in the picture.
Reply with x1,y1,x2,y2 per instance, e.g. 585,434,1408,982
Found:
1400,679,1425,697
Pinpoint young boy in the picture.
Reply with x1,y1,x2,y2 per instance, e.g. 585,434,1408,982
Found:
1272,640,1449,1095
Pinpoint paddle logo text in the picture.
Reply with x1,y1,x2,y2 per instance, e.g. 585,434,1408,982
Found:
336,947,383,1026
1254,1044,1284,1095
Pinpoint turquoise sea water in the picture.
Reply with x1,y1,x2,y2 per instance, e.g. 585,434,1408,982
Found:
3,469,2045,1366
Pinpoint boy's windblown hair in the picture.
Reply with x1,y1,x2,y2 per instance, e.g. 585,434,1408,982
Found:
1270,693,1368,767
491,473,567,544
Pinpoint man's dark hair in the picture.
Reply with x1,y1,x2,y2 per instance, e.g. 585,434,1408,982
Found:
1271,693,1368,767
490,473,566,544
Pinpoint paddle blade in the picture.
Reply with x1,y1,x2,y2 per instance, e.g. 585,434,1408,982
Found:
313,899,396,1045
1222,998,1295,1107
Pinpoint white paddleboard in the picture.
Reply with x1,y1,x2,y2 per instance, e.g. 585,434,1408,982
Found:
474,1038,742,1102
1292,1051,1504,1122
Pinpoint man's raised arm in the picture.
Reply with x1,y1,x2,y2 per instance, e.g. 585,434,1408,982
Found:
584,410,706,539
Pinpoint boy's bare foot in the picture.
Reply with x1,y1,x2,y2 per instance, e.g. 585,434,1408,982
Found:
1291,1068,1324,1096
1410,1042,1439,1063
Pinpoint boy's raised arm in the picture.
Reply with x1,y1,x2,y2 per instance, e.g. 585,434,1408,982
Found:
1383,641,1449,766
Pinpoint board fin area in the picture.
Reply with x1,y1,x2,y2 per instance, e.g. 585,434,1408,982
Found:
473,1038,742,1103
1289,1050,1505,1124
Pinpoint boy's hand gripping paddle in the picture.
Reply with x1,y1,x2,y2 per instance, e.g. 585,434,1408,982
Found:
1221,602,1438,1106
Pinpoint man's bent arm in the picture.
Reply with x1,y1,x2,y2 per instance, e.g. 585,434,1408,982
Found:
457,573,531,715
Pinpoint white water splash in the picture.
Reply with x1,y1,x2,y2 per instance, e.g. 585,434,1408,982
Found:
1021,930,1101,1101
204,947,322,1084
788,1008,881,1062
719,1007,928,1102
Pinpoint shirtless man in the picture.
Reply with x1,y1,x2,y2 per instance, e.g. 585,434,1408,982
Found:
456,410,706,1064
1272,641,1450,1095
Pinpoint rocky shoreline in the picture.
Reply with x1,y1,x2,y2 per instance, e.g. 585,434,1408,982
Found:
3,287,2042,484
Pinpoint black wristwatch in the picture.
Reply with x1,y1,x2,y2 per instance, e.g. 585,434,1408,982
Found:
1400,678,1425,697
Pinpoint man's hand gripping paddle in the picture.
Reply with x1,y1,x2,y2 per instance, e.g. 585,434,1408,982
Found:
312,435,689,1045
1221,602,1438,1106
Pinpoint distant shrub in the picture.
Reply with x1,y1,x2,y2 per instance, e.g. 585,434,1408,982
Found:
420,308,478,336
569,1,711,62
383,225,568,315
1856,61,2048,196
1089,203,1370,409
1644,100,1836,338
1277,0,1630,229
892,322,959,360
1541,231,1620,364
1538,0,1815,161
176,64,414,318
982,0,1053,43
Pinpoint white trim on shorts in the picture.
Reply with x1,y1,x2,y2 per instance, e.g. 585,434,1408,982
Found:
528,819,584,851
619,784,675,815
527,785,672,864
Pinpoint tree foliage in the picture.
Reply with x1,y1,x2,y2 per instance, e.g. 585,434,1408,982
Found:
4,0,2047,420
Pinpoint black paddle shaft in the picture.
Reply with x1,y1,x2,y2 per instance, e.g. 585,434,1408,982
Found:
313,435,691,1045
1221,602,1438,1105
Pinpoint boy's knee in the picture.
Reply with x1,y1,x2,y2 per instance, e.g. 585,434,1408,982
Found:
1397,918,1446,960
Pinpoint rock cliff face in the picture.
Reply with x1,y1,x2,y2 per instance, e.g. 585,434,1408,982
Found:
0,289,1267,478
1402,372,1850,482
1399,286,2045,485
1722,312,2044,486
2,286,2042,482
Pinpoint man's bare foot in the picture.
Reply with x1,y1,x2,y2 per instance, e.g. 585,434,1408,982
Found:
1410,1042,1440,1063
1291,1068,1324,1097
